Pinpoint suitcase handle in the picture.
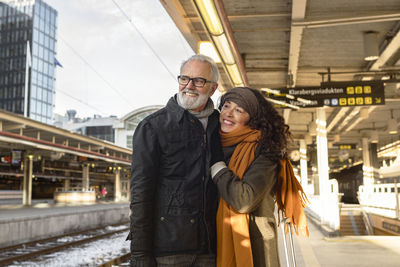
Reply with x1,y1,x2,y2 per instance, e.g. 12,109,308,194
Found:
281,217,297,267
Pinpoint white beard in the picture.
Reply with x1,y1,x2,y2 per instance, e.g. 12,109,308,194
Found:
178,89,210,110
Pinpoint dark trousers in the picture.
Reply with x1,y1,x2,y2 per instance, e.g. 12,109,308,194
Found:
155,254,216,267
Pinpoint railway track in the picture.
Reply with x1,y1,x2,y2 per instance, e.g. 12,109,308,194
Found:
0,224,129,266
98,253,130,267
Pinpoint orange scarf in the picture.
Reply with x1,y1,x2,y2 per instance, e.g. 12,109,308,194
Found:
216,126,260,267
276,159,309,237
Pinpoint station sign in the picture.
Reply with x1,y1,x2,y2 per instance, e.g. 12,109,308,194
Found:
262,81,385,108
335,144,357,150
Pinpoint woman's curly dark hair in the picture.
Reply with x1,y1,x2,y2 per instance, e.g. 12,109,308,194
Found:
247,88,291,156
219,87,291,158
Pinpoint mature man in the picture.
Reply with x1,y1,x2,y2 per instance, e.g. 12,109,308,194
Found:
129,54,223,266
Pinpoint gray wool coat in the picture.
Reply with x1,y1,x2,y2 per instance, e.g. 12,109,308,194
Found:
213,146,281,267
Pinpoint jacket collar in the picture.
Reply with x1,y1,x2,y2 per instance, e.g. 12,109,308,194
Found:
166,94,186,122
166,94,220,128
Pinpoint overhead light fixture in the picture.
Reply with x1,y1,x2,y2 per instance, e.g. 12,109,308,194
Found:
260,88,311,106
212,34,235,64
388,110,398,134
198,41,221,63
194,0,244,86
265,98,300,110
363,31,379,61
226,64,243,86
194,0,223,35
261,88,281,95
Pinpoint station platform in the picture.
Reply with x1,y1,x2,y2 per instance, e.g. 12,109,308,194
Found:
278,214,400,267
1,200,399,266
0,200,129,248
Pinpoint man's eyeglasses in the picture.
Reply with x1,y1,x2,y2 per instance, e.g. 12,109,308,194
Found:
177,75,212,88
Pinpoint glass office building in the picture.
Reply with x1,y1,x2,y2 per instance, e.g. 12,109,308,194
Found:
0,0,57,124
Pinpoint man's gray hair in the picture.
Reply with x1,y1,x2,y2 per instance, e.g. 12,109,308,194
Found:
180,54,220,83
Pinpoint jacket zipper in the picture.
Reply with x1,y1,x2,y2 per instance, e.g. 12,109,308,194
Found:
202,130,212,253
195,115,212,253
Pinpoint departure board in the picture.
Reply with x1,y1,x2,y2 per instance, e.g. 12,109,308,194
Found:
262,81,385,108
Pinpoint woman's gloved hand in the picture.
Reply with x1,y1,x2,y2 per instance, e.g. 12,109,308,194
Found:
209,129,225,166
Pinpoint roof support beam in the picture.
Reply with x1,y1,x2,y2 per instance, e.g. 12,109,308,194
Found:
292,12,400,28
3,123,25,131
215,0,249,86
336,107,362,132
159,0,199,52
326,107,350,132
344,106,377,133
288,0,307,87
370,29,400,71
185,12,291,20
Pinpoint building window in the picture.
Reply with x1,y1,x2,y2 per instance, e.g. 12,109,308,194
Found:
126,135,132,149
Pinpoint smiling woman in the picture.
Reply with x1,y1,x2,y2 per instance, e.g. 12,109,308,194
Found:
210,87,304,267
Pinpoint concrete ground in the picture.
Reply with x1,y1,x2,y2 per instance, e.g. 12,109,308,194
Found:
278,216,400,267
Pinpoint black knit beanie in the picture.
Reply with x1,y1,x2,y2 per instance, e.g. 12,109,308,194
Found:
220,87,259,118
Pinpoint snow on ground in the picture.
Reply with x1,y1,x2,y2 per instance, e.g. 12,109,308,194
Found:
9,231,130,267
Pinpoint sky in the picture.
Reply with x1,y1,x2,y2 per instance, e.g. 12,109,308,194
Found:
45,0,221,119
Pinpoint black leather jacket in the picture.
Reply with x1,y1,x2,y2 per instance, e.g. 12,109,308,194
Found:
129,96,219,259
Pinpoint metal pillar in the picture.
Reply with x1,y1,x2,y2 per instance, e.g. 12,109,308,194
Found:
316,108,329,197
369,143,380,180
362,137,374,188
82,164,90,191
316,108,330,225
395,178,399,219
127,175,131,202
114,167,122,202
300,139,308,190
64,179,70,191
22,155,33,205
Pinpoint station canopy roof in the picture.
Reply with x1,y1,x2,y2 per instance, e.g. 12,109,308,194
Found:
161,0,400,166
0,110,131,166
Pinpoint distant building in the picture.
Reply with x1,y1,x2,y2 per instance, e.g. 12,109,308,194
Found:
0,0,58,124
114,105,163,149
54,110,118,143
54,105,163,147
